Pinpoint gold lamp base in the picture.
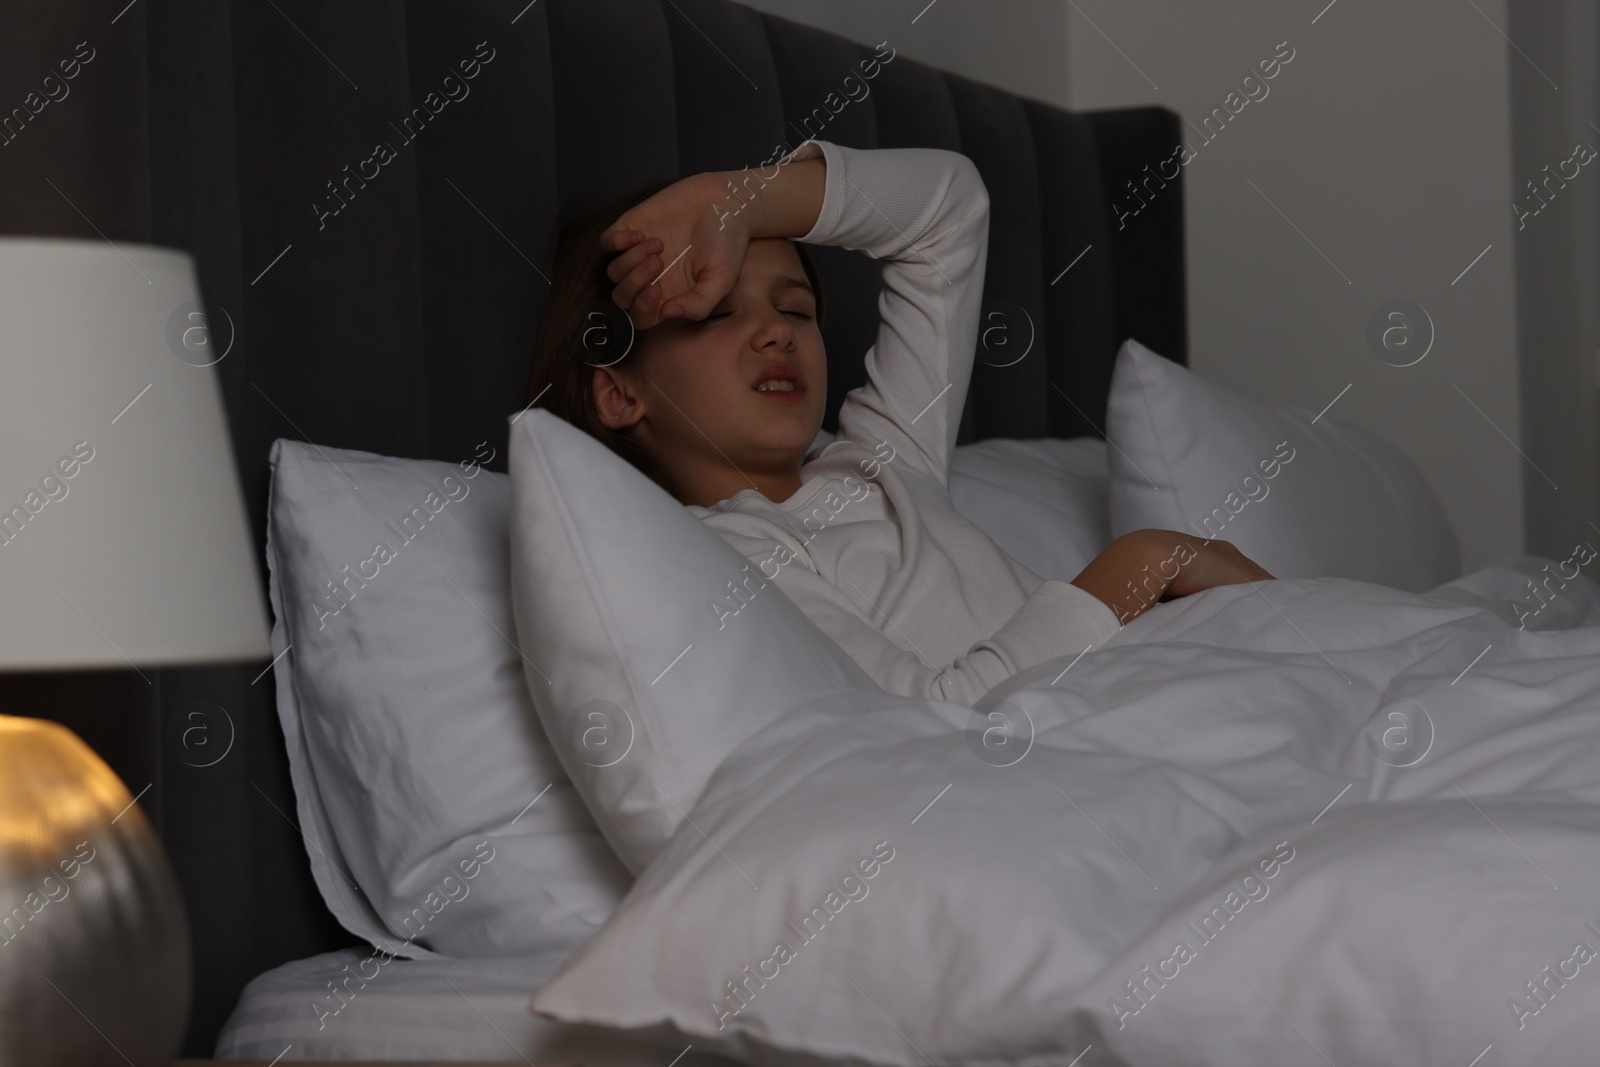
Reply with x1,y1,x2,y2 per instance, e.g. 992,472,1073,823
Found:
0,714,190,1064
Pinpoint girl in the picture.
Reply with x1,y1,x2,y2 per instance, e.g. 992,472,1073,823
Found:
526,139,1271,703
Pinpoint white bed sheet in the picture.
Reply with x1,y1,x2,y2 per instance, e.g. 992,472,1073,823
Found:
214,947,747,1065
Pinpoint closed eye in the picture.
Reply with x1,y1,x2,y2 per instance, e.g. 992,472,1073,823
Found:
698,307,813,323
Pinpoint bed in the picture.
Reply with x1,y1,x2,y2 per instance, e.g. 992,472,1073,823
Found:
214,948,744,1066
229,378,1600,1067
60,0,1184,1056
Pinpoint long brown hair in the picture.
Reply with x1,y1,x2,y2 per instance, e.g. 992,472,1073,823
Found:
525,176,828,499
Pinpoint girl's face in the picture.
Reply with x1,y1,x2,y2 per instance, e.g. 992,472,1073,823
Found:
593,237,827,491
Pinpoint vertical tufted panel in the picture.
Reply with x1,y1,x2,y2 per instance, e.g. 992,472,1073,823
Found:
665,0,787,175
1027,102,1119,439
760,13,880,152
1086,106,1188,371
147,13,293,1042
947,73,1050,442
864,50,963,153
231,0,429,466
0,0,151,238
546,0,678,221
404,1,559,463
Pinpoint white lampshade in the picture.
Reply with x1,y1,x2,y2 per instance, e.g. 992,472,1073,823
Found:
0,237,270,670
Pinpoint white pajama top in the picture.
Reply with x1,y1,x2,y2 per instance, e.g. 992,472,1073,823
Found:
687,137,1121,704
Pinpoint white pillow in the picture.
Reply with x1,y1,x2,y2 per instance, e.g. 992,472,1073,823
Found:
265,439,631,960
810,428,1112,581
1106,338,1466,591
506,410,879,875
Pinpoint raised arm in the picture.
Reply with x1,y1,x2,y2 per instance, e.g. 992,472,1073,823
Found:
599,152,828,328
779,138,989,485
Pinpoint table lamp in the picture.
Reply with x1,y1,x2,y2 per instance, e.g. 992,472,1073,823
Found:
0,237,272,1064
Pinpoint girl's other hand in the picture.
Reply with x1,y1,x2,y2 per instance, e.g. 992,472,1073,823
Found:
1155,530,1274,598
1071,528,1274,625
601,172,751,330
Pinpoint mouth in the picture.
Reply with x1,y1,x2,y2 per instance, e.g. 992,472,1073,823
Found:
752,365,806,402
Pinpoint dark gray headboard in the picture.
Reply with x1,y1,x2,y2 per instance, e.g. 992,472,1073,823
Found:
0,0,1184,1053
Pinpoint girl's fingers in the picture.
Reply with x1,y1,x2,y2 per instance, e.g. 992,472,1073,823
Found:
611,250,666,311
599,227,646,253
630,276,667,328
605,236,661,285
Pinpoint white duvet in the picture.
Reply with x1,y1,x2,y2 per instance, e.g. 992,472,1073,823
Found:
531,557,1600,1067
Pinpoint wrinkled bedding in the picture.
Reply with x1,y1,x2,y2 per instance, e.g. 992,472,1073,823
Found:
530,556,1600,1066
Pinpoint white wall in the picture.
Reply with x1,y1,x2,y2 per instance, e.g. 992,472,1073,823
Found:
1069,0,1531,571
737,0,1593,570
732,0,1072,108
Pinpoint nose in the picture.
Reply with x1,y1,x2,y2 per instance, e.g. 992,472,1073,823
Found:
751,305,796,352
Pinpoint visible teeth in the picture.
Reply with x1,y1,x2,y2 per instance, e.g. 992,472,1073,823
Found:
757,380,796,392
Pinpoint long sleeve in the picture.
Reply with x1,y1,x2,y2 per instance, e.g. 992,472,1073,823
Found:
773,569,1122,705
780,138,988,486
